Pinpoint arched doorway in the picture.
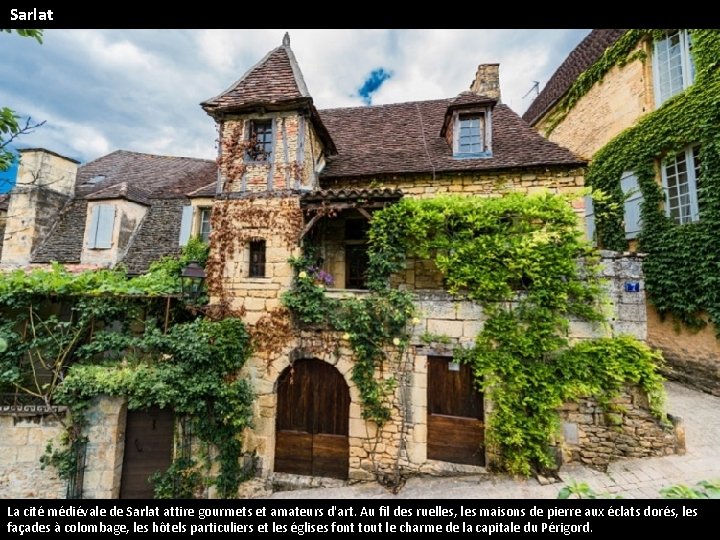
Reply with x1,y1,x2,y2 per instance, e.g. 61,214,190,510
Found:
274,358,350,479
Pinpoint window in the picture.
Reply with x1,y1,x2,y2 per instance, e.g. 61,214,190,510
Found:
620,171,643,239
662,146,701,224
653,30,694,106
246,120,273,162
345,219,369,289
87,204,114,249
199,207,212,243
249,240,266,278
584,195,596,246
179,205,212,246
451,110,491,158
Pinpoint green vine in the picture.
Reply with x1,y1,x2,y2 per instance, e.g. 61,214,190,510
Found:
541,30,650,136
283,193,667,476
0,240,253,498
282,251,414,425
584,29,720,331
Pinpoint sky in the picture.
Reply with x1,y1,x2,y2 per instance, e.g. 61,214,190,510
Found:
0,29,590,192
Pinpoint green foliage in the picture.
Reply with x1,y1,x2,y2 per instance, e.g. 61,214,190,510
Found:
580,30,720,332
284,192,666,475
150,457,203,499
0,246,252,498
541,30,649,136
1,29,43,43
282,252,414,425
559,479,720,499
660,479,720,499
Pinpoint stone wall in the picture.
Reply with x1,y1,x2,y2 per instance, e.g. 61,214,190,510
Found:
241,249,659,482
82,396,127,499
558,387,683,470
0,413,66,498
533,39,653,160
219,112,322,194
208,196,303,324
647,307,720,396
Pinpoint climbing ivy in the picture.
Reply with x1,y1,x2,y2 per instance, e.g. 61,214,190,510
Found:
584,29,720,331
0,240,253,498
283,192,667,475
282,251,414,425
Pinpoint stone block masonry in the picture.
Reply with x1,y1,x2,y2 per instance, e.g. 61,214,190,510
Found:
0,414,65,498
558,386,683,470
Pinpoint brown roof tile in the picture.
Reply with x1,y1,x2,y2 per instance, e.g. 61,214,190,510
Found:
201,40,308,114
319,99,584,179
85,181,152,206
300,187,403,204
522,29,626,126
76,150,216,199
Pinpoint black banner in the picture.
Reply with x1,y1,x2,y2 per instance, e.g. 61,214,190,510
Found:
1,499,715,537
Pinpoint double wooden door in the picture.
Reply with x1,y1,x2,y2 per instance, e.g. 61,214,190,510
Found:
275,359,350,479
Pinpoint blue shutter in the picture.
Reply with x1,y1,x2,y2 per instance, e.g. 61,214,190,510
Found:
87,205,100,248
620,171,643,239
584,195,596,246
179,205,193,246
95,204,115,248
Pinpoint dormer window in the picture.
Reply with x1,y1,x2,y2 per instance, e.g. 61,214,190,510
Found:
246,120,273,162
447,108,492,159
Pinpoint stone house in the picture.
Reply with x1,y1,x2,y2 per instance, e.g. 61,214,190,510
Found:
0,34,680,498
522,29,720,396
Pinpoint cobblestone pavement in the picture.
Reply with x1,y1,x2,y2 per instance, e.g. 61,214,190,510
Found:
266,382,720,499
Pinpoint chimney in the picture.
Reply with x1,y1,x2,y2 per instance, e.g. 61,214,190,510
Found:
1,148,79,265
470,63,501,102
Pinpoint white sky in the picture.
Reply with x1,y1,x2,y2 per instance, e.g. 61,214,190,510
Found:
0,29,590,165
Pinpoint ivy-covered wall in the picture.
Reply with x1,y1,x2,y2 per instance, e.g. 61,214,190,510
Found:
533,29,720,395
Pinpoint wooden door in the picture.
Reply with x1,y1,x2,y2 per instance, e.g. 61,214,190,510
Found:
120,406,174,499
275,359,349,479
427,356,485,466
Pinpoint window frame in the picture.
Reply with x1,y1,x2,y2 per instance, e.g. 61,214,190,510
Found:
452,109,492,158
653,29,694,107
198,207,212,244
661,145,701,224
245,119,273,162
249,239,266,278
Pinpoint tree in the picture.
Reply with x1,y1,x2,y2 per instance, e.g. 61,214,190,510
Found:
0,29,45,174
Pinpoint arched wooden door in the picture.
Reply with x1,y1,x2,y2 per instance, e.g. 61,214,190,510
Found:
274,359,350,479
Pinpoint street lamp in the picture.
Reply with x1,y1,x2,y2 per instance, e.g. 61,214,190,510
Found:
180,261,206,302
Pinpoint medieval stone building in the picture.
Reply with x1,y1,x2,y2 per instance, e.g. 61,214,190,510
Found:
523,29,720,396
0,34,681,498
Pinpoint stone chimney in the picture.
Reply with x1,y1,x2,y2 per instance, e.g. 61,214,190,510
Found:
470,63,501,102
1,148,78,265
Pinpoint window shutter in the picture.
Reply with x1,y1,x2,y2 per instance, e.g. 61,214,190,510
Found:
95,204,115,248
87,205,100,248
620,171,643,239
179,205,193,246
584,195,596,246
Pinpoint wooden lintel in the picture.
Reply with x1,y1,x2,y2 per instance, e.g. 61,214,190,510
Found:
301,201,390,211
300,214,322,239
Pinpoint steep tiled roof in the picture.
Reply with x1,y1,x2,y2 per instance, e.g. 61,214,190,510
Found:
201,39,309,114
123,199,186,274
32,199,87,263
85,182,151,206
319,100,584,179
522,29,626,126
76,150,216,199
